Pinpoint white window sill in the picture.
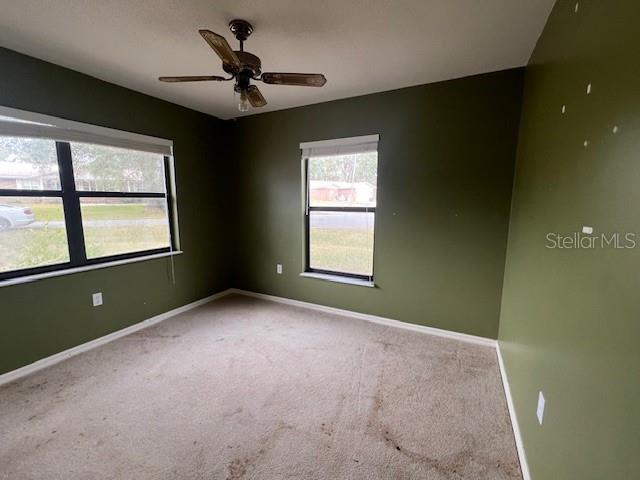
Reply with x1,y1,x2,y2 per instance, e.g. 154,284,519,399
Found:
0,251,183,288
299,272,375,288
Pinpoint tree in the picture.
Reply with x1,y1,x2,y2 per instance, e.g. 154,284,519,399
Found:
0,138,165,192
0,137,57,171
71,143,164,192
308,152,377,184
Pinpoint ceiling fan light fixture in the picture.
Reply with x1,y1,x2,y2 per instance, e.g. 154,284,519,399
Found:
238,89,250,112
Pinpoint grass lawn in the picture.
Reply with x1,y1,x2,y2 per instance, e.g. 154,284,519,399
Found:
84,225,169,259
26,203,64,222
0,227,70,272
0,203,170,273
29,203,166,222
310,228,374,276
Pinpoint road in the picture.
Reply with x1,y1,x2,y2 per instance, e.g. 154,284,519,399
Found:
310,212,374,229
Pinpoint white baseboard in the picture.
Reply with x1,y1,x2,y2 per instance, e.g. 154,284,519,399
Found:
228,288,497,348
0,288,233,387
497,343,531,480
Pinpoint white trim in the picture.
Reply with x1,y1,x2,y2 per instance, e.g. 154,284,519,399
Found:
299,272,375,288
0,105,173,156
0,288,233,387
0,251,184,288
229,288,496,348
299,134,379,150
497,343,531,480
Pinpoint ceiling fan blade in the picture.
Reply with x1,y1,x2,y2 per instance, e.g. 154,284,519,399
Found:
199,30,241,68
159,75,226,82
246,85,267,107
261,73,327,87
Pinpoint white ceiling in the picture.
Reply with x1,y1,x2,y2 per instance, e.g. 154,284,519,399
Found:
0,0,555,120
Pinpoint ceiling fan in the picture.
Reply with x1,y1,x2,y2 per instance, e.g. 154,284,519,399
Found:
159,20,327,112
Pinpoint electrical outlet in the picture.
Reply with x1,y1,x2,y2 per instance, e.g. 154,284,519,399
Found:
536,391,545,425
276,264,283,274
92,292,103,307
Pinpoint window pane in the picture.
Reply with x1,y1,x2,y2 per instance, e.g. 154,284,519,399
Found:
308,152,377,207
0,137,60,190
309,211,374,276
0,196,69,273
80,198,171,259
71,143,166,192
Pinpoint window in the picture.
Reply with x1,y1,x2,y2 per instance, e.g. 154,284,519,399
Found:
0,108,176,281
302,135,378,282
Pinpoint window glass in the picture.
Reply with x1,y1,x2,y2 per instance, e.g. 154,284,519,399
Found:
309,211,374,276
306,146,378,279
71,143,166,192
0,196,69,273
80,198,171,259
308,152,377,207
0,138,60,190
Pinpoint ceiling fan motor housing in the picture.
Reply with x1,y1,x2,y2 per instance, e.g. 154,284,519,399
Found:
223,51,262,78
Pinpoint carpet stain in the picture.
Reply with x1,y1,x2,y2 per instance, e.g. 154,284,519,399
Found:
224,423,294,479
224,407,244,418
367,379,474,478
227,456,249,479
374,340,400,352
320,422,334,436
133,331,182,340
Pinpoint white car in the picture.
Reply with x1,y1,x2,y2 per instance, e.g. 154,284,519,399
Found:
0,204,35,230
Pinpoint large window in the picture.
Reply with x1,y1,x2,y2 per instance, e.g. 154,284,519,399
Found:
302,135,378,282
0,109,176,281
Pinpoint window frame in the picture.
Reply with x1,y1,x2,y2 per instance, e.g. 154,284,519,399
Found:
303,154,377,282
0,140,177,281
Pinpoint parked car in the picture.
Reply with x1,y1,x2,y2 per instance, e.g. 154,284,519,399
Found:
0,204,35,230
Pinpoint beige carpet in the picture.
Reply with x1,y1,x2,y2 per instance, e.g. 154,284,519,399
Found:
0,294,521,479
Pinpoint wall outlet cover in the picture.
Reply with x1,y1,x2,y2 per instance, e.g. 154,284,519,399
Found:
537,391,545,424
276,264,283,274
92,292,103,307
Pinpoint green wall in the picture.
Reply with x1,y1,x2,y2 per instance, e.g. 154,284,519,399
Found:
499,1,640,478
0,48,232,375
232,69,524,338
